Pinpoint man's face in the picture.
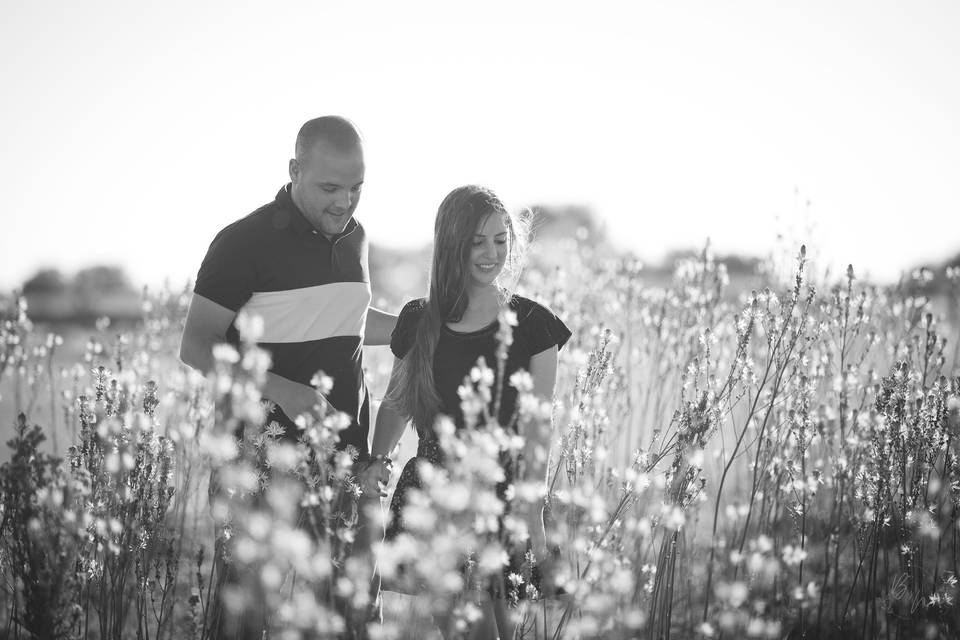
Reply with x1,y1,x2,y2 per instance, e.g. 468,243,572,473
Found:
289,142,365,238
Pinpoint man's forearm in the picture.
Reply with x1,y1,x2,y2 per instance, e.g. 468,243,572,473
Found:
181,331,327,420
363,307,398,346
179,333,221,374
262,372,329,419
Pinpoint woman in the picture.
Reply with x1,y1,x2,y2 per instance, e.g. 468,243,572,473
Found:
371,185,570,638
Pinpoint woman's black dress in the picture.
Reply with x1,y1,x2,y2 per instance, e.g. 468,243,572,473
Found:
384,295,570,595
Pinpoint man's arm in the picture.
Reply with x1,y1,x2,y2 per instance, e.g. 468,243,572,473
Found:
180,293,327,418
179,293,236,374
363,307,398,346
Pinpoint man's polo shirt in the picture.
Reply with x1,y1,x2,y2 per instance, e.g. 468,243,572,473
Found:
194,184,372,456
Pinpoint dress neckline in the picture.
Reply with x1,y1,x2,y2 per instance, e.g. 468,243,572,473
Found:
442,318,499,337
435,294,526,337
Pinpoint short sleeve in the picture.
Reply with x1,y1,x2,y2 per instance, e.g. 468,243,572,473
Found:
389,299,425,359
193,223,257,312
518,300,572,356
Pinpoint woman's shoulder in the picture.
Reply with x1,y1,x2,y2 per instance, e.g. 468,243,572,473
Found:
400,297,427,317
396,297,427,333
509,295,558,323
390,298,427,359
509,294,572,354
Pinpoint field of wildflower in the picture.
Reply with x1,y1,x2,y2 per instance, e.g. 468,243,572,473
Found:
2,241,959,639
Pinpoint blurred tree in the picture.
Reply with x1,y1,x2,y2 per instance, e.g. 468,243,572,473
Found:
525,204,609,271
21,268,68,295
528,204,606,245
658,248,761,274
73,265,135,297
908,248,960,296
68,266,140,322
720,254,762,276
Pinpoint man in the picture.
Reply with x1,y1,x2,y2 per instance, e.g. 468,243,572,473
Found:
180,116,393,636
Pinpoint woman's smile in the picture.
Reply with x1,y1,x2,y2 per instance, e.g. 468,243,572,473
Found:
469,213,510,286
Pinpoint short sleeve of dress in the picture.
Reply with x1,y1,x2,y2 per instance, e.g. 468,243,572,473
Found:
518,299,572,356
390,299,426,359
193,222,257,312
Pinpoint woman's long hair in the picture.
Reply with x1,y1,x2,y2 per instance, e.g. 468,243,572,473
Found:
389,185,528,434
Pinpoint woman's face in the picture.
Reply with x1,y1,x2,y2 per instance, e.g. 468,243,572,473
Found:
467,213,509,288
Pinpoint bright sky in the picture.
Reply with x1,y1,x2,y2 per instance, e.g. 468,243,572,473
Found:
2,0,958,289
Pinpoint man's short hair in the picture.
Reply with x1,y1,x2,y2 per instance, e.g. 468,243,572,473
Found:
295,116,362,161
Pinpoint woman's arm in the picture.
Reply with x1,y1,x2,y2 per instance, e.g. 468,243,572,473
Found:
370,357,410,457
522,346,560,556
527,345,560,469
529,346,559,401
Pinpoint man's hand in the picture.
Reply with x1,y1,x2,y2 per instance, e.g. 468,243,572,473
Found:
356,457,392,498
264,372,331,423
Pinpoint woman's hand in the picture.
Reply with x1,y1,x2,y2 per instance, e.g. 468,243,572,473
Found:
357,456,392,498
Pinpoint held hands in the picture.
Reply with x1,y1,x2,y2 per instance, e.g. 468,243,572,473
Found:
357,455,392,498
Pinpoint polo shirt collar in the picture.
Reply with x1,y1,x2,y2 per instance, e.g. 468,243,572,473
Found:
275,184,359,239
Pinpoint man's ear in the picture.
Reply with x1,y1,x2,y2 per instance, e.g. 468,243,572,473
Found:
288,158,299,183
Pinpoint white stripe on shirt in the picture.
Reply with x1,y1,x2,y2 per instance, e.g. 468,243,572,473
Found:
240,281,372,344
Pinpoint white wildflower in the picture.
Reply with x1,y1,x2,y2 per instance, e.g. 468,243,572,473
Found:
235,312,264,343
